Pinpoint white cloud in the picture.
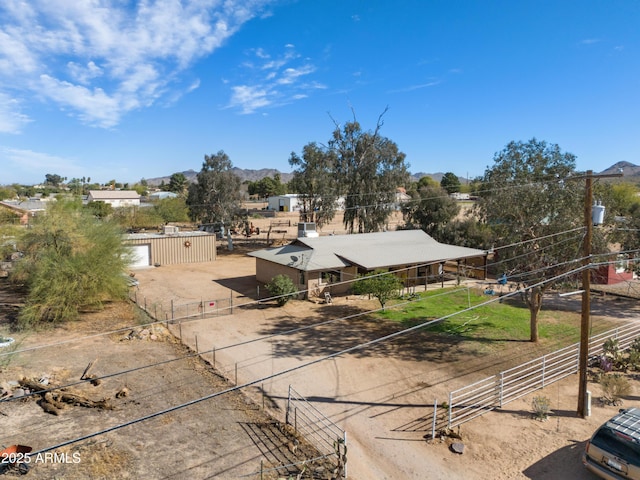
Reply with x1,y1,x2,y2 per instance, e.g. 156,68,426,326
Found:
389,80,441,94
0,0,274,128
229,85,272,114
226,45,321,113
0,93,31,134
39,75,124,128
277,65,316,85
0,146,79,178
67,61,103,85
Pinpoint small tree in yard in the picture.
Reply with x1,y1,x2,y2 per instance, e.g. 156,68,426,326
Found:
265,275,297,306
11,198,131,329
351,269,403,310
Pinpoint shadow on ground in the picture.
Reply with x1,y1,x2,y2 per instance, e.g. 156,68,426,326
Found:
522,440,598,479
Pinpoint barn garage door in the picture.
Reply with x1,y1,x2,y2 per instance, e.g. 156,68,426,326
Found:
130,244,150,268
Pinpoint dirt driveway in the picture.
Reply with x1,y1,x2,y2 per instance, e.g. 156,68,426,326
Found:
131,247,640,480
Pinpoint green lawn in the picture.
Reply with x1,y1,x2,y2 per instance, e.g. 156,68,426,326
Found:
378,287,613,347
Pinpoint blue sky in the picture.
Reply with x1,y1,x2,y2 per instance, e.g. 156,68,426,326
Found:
1,1,638,186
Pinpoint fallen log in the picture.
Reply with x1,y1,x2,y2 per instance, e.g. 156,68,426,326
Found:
51,391,113,410
18,378,49,395
19,378,113,411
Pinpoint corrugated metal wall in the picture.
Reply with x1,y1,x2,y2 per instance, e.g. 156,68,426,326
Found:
125,234,217,266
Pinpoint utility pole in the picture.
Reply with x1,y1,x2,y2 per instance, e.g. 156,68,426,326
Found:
574,169,623,418
577,171,593,419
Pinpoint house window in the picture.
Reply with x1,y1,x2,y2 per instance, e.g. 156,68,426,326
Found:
320,271,339,285
299,271,305,285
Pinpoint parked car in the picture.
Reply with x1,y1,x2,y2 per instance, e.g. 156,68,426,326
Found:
583,407,640,479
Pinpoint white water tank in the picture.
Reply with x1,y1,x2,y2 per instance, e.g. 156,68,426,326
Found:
592,201,605,226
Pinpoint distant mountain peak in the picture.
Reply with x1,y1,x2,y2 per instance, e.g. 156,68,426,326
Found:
600,161,640,177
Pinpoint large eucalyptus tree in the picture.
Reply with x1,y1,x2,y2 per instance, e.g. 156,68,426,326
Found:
476,138,582,341
328,111,410,233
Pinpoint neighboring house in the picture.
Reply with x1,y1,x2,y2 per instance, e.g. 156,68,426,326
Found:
267,194,300,212
124,226,217,268
88,190,141,207
248,229,488,298
0,199,48,224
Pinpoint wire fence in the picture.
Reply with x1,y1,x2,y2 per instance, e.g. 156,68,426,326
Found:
128,290,233,322
442,322,640,432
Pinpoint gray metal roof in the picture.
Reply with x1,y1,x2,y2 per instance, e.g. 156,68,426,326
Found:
89,190,140,200
0,199,48,213
248,230,487,272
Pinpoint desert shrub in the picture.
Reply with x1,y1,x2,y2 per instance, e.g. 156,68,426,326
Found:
531,395,552,421
265,274,297,306
600,374,631,406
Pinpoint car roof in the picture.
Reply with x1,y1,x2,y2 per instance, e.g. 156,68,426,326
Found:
603,408,640,443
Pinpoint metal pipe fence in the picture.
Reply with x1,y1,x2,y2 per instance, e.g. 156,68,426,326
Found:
446,322,640,430
286,385,347,479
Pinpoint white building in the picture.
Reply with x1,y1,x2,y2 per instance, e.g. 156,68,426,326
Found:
267,194,301,212
88,190,141,208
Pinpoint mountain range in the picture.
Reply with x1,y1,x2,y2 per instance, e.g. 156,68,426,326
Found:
145,162,640,187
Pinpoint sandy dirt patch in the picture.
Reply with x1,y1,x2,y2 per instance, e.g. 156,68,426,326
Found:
0,296,326,480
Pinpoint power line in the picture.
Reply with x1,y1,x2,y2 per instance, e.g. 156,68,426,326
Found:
29,265,585,456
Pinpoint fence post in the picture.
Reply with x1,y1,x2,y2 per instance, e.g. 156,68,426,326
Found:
432,399,438,440
171,299,174,321
499,372,504,407
230,289,233,314
179,321,182,342
541,356,546,388
235,363,238,385
195,334,198,353
448,392,453,429
286,385,291,426
212,346,215,367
